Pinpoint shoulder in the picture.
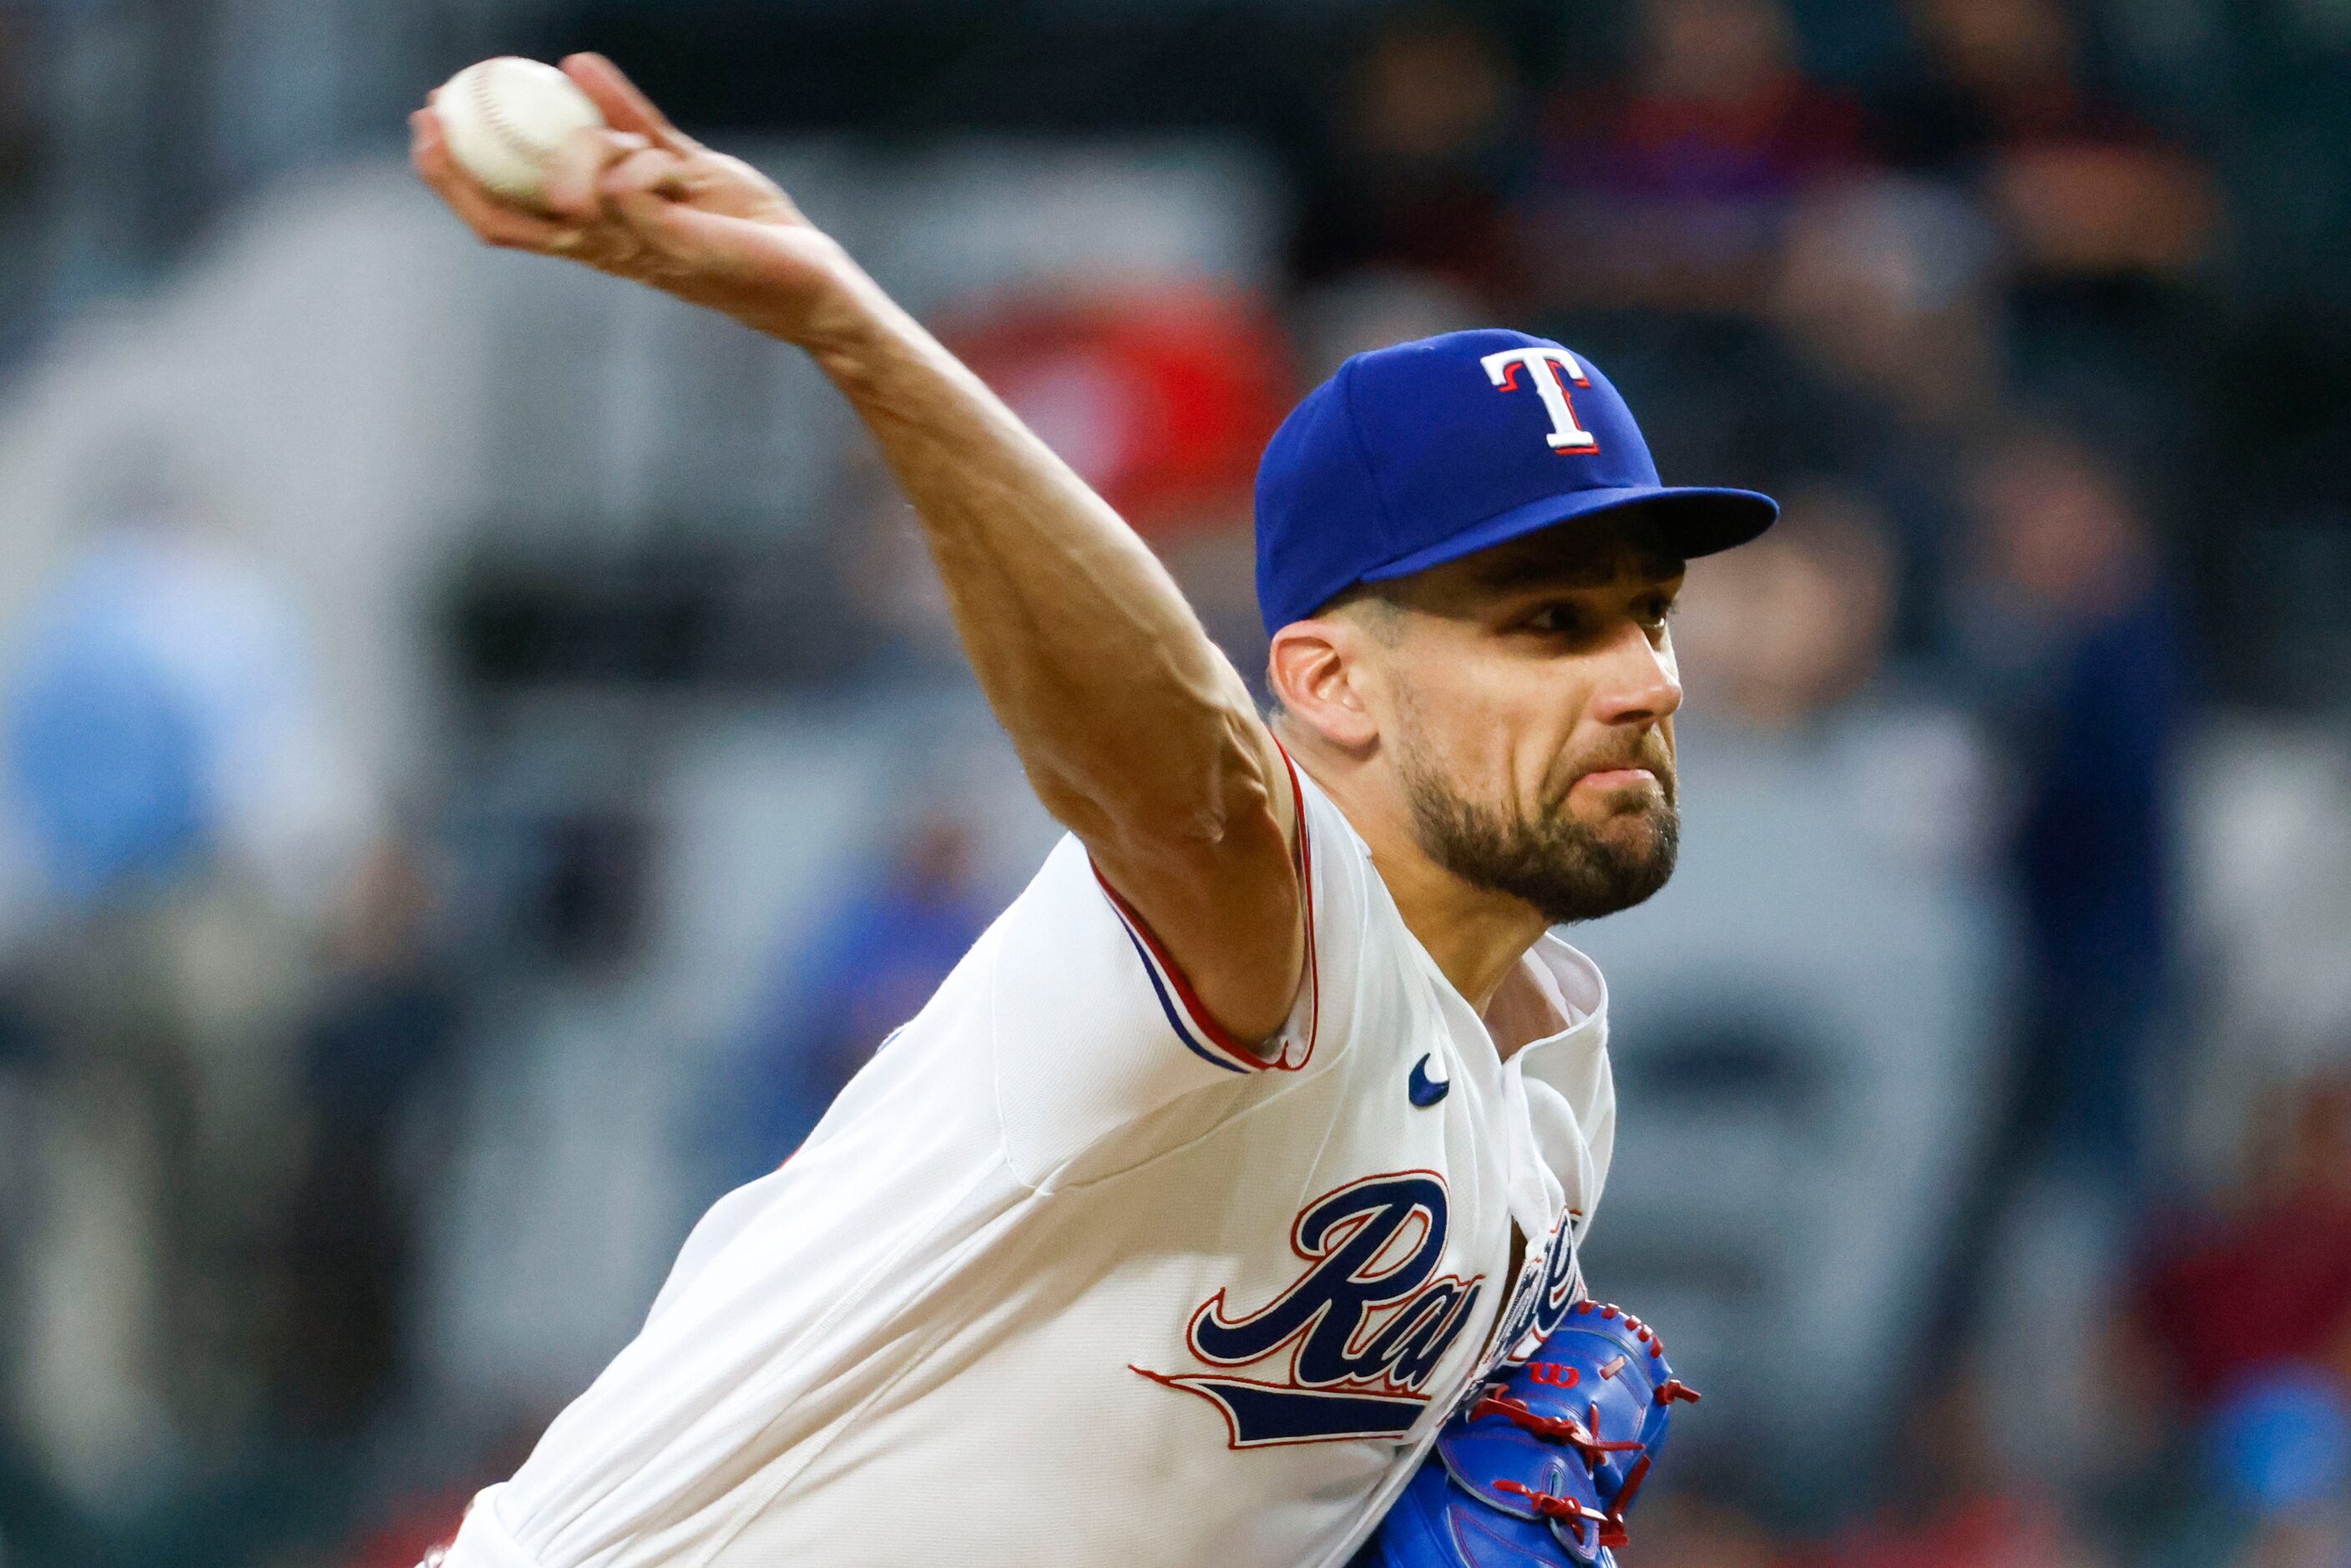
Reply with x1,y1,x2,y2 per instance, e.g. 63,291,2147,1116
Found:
975,771,1423,1186
1285,762,1427,1029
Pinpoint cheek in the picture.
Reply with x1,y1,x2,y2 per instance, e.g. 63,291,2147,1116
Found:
1417,657,1592,804
1392,658,1501,776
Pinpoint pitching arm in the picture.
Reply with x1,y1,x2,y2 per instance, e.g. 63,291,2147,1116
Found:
411,54,1303,1049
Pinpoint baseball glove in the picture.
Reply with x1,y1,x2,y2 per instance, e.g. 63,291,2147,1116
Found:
1354,1302,1700,1568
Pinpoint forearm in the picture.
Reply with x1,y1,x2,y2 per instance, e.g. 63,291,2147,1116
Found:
412,59,1303,1040
791,265,1282,849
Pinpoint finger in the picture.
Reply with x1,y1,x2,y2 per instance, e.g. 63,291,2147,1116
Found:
443,177,577,250
413,126,576,250
538,127,651,222
562,53,698,153
599,146,693,203
411,104,447,160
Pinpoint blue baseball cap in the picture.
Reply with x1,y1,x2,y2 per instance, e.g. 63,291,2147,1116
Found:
1254,329,1778,632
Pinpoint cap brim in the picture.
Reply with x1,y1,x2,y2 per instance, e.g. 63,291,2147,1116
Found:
1358,483,1779,586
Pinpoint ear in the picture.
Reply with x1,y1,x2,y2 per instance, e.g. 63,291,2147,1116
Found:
1267,616,1382,751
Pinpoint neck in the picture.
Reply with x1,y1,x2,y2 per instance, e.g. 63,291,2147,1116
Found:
1282,728,1553,1021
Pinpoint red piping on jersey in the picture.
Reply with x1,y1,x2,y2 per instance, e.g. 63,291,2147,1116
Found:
1089,741,1320,1072
1276,739,1322,1063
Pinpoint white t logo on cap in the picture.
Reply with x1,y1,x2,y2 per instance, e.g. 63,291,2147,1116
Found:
1481,346,1600,453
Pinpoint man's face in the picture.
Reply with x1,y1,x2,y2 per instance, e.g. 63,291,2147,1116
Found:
1347,518,1688,926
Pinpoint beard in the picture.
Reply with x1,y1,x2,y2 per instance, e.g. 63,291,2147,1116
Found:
1395,721,1681,928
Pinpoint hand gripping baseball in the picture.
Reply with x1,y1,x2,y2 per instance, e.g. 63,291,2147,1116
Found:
1355,1302,1701,1568
411,53,862,346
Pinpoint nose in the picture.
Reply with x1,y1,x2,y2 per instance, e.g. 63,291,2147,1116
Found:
1590,621,1683,728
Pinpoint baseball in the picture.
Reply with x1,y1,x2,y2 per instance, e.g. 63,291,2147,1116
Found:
433,57,607,205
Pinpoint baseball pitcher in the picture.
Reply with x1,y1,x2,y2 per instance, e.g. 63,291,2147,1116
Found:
412,53,1774,1568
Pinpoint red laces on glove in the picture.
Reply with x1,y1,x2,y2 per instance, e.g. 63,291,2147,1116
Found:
1493,1479,1607,1545
1469,1393,1645,1464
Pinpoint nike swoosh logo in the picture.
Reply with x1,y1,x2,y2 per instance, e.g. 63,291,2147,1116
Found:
1408,1053,1449,1107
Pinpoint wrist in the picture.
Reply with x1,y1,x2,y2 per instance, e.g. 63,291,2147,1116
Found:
794,263,925,383
739,233,895,355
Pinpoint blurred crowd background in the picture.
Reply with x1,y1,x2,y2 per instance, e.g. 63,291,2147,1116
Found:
0,0,2347,1564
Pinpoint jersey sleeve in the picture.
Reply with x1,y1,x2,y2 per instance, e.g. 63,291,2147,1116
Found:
988,756,1383,1188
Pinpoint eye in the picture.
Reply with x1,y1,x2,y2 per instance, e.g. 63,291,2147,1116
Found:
1637,593,1679,629
1520,602,1587,635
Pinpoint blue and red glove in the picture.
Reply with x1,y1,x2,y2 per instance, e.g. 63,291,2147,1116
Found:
1357,1302,1700,1568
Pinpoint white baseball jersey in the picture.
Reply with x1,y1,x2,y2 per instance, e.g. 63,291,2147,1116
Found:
442,759,1616,1568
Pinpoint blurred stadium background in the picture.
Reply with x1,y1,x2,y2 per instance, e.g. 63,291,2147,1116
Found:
0,0,2348,1563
